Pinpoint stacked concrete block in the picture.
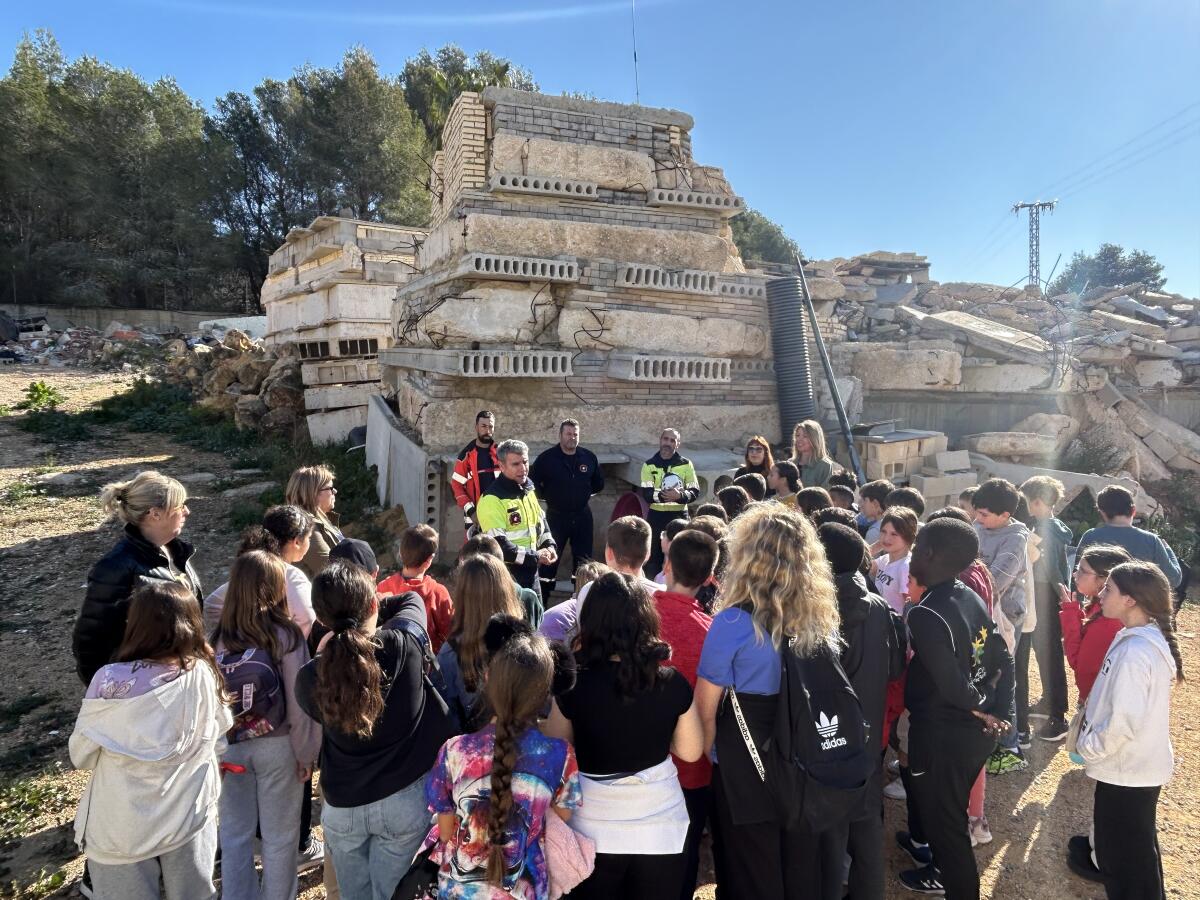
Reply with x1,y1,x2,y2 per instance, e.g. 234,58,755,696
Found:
910,449,978,513
261,216,428,445
847,426,948,483
370,88,772,555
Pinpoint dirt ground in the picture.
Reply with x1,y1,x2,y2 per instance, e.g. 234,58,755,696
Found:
0,366,1195,899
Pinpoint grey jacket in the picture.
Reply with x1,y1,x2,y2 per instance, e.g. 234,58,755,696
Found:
975,520,1030,625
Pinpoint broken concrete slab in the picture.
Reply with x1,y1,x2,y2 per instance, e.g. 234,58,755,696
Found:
919,310,1052,365
1009,412,1081,450
1128,336,1182,359
968,454,1158,517
1109,295,1173,325
221,481,278,499
1134,359,1184,388
1090,310,1167,340
1167,324,1200,343
962,432,1058,458
873,283,919,306
850,347,961,390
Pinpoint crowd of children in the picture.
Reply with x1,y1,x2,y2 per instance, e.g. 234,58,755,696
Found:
67,416,1187,900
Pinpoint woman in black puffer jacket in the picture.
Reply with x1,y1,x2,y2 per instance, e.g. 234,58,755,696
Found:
72,471,201,685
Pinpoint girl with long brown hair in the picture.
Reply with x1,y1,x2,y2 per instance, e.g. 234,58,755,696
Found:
1072,560,1182,899
295,561,454,900
437,554,524,729
212,551,320,900
70,582,232,900
427,625,582,898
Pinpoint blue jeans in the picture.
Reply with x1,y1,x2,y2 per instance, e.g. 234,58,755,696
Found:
320,773,431,900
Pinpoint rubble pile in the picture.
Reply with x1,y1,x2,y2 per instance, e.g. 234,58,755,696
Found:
802,254,1200,485
0,316,170,368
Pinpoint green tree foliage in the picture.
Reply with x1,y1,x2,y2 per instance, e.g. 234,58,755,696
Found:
402,45,537,145
1049,242,1167,296
730,207,801,266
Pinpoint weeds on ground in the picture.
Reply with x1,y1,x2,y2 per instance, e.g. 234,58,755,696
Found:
0,766,70,848
15,382,65,413
0,697,50,734
0,405,10,417
6,867,69,899
15,412,90,443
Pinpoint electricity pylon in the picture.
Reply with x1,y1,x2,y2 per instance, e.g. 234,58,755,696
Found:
1012,200,1057,289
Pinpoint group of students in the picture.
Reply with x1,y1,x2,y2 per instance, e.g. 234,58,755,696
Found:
66,417,1184,900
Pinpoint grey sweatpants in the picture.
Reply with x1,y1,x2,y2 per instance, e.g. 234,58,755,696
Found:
88,820,217,900
219,734,303,900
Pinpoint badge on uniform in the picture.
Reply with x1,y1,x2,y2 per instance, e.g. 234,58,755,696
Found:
579,464,588,473
508,509,523,526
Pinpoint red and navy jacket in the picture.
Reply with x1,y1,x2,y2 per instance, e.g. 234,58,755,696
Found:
451,441,500,525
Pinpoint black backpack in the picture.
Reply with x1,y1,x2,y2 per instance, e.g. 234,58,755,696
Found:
732,638,874,829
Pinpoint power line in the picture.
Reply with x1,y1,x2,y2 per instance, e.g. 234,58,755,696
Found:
1034,100,1200,198
1056,122,1200,201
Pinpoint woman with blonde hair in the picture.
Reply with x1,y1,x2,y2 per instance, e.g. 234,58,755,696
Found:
791,419,835,490
437,554,525,730
694,502,841,899
285,464,344,579
73,470,201,686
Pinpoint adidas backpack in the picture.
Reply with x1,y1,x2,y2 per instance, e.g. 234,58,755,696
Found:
217,647,286,743
767,639,874,828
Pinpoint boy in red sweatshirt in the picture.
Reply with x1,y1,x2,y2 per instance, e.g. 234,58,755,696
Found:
377,524,454,653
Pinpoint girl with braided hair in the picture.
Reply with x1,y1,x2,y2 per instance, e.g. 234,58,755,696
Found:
1071,560,1183,899
427,620,581,898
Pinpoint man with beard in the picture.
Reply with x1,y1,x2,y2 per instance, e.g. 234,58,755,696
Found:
640,428,700,577
451,410,501,532
531,418,604,597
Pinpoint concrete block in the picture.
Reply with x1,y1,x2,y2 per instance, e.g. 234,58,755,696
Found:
617,264,717,295
608,352,732,383
558,306,766,357
934,450,972,472
1128,336,1181,359
962,432,1057,458
873,283,919,306
307,405,369,446
718,279,767,300
647,187,744,218
918,434,950,457
303,383,382,411
460,252,579,283
920,310,1051,365
1167,324,1200,343
910,471,978,497
1091,310,1167,340
301,358,381,387
489,173,599,200
380,347,574,378
1134,359,1184,388
851,348,961,390
1143,430,1179,463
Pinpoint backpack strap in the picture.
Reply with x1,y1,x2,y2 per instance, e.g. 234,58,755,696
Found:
729,686,767,782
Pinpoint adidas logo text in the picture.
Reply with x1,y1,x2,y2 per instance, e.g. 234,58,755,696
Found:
821,736,848,750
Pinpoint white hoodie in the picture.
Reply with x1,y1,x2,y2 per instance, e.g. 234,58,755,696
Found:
1077,624,1176,787
70,662,233,865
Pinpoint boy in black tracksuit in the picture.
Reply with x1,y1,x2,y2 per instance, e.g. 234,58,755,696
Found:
902,518,1015,899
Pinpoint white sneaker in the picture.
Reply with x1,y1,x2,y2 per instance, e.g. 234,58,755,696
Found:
883,778,907,801
969,816,993,845
297,837,325,874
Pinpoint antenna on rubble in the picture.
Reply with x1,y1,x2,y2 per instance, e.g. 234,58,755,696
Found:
631,0,641,105
1012,199,1057,289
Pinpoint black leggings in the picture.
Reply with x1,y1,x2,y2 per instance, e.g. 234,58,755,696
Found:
568,850,685,900
1094,781,1165,900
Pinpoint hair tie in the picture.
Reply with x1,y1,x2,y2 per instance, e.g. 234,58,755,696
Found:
332,617,359,633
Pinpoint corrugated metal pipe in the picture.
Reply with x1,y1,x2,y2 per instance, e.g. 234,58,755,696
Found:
766,275,817,436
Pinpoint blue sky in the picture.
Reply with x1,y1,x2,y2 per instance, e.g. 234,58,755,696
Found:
6,0,1199,295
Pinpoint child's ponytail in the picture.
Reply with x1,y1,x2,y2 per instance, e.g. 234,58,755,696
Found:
1109,561,1185,683
311,562,385,737
481,628,554,886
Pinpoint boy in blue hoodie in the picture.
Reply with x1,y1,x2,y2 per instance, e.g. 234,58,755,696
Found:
973,478,1031,775
1020,476,1074,744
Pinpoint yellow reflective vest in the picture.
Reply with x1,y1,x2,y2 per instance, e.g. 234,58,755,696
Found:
476,475,555,572
640,453,700,514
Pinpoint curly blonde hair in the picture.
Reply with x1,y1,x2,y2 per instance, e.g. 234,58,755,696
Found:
717,502,840,654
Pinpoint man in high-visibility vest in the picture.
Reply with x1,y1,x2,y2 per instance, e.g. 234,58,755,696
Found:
640,427,700,576
476,439,558,598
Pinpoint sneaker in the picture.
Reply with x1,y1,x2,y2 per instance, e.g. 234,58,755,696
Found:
969,815,993,845
1017,730,1032,750
1027,698,1052,720
1067,834,1105,883
985,747,1029,775
297,836,325,874
883,778,907,800
898,865,945,895
895,831,934,867
1038,716,1070,742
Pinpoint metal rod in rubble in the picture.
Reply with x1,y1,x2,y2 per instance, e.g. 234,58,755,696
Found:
794,253,865,485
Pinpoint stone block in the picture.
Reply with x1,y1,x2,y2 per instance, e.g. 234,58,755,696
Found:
1110,295,1172,324
957,362,1060,393
962,432,1058,458
806,277,846,301
851,348,961,390
307,405,369,446
1091,310,1167,340
399,285,556,347
910,471,978,497
1134,360,1184,388
1116,400,1154,437
1167,324,1200,343
1128,336,1181,359
303,383,382,411
558,306,767,357
873,283,919,306
1143,430,1179,463
918,434,950,457
301,358,381,387
865,306,896,323
934,450,972,472
1009,413,1081,451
